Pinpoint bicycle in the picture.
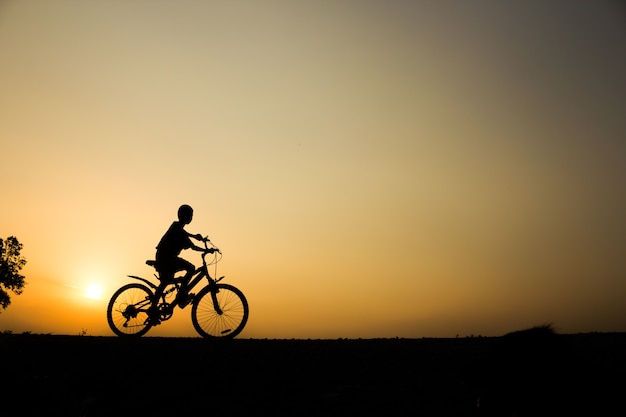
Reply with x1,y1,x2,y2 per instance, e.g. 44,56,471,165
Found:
107,237,249,339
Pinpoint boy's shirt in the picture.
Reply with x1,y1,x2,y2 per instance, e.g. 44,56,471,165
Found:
156,221,192,258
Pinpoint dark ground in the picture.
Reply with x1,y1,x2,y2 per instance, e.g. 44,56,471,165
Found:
1,332,625,416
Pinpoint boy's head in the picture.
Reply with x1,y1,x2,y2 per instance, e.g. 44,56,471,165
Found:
178,204,193,224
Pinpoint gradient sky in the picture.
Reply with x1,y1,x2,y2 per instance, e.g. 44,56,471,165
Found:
1,0,625,338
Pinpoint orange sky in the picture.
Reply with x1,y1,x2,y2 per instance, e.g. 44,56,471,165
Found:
1,0,625,338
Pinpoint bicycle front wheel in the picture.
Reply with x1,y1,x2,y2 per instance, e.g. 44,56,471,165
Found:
191,284,249,339
107,283,154,337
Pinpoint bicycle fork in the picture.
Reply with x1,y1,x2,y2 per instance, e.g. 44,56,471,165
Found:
209,282,223,315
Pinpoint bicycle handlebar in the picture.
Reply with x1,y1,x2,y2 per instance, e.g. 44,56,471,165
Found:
201,236,222,254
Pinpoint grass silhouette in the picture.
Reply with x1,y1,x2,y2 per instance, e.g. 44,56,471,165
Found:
1,329,624,416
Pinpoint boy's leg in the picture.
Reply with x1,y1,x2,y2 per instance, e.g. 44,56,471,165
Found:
174,258,196,306
150,260,174,322
148,281,167,323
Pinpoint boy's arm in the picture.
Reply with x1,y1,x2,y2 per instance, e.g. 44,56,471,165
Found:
186,231,202,240
188,232,214,252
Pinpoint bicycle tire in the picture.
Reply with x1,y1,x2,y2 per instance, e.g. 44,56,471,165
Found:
191,283,249,339
107,283,154,337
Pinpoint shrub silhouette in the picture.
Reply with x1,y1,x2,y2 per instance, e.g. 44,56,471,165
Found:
476,324,571,416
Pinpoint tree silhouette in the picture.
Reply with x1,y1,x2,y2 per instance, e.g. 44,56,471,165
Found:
0,236,27,311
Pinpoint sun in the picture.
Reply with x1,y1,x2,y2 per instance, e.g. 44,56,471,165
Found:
84,284,103,300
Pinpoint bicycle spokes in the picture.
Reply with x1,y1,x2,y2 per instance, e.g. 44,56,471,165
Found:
191,284,249,339
107,283,155,337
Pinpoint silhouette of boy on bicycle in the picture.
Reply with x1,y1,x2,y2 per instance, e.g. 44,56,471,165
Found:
155,204,215,307
107,203,248,337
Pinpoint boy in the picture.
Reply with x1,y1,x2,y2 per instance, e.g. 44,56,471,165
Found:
155,204,214,307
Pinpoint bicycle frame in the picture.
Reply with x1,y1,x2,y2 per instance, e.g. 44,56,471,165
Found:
127,242,225,313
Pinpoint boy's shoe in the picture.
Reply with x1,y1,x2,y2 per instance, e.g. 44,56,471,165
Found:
146,310,161,325
177,292,195,308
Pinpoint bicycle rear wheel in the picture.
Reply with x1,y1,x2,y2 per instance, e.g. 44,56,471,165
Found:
107,283,154,337
191,283,249,339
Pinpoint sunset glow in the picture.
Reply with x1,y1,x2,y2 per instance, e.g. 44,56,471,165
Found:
1,1,625,338
84,284,103,300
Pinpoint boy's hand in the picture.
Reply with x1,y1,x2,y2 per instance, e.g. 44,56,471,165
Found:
193,233,203,240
